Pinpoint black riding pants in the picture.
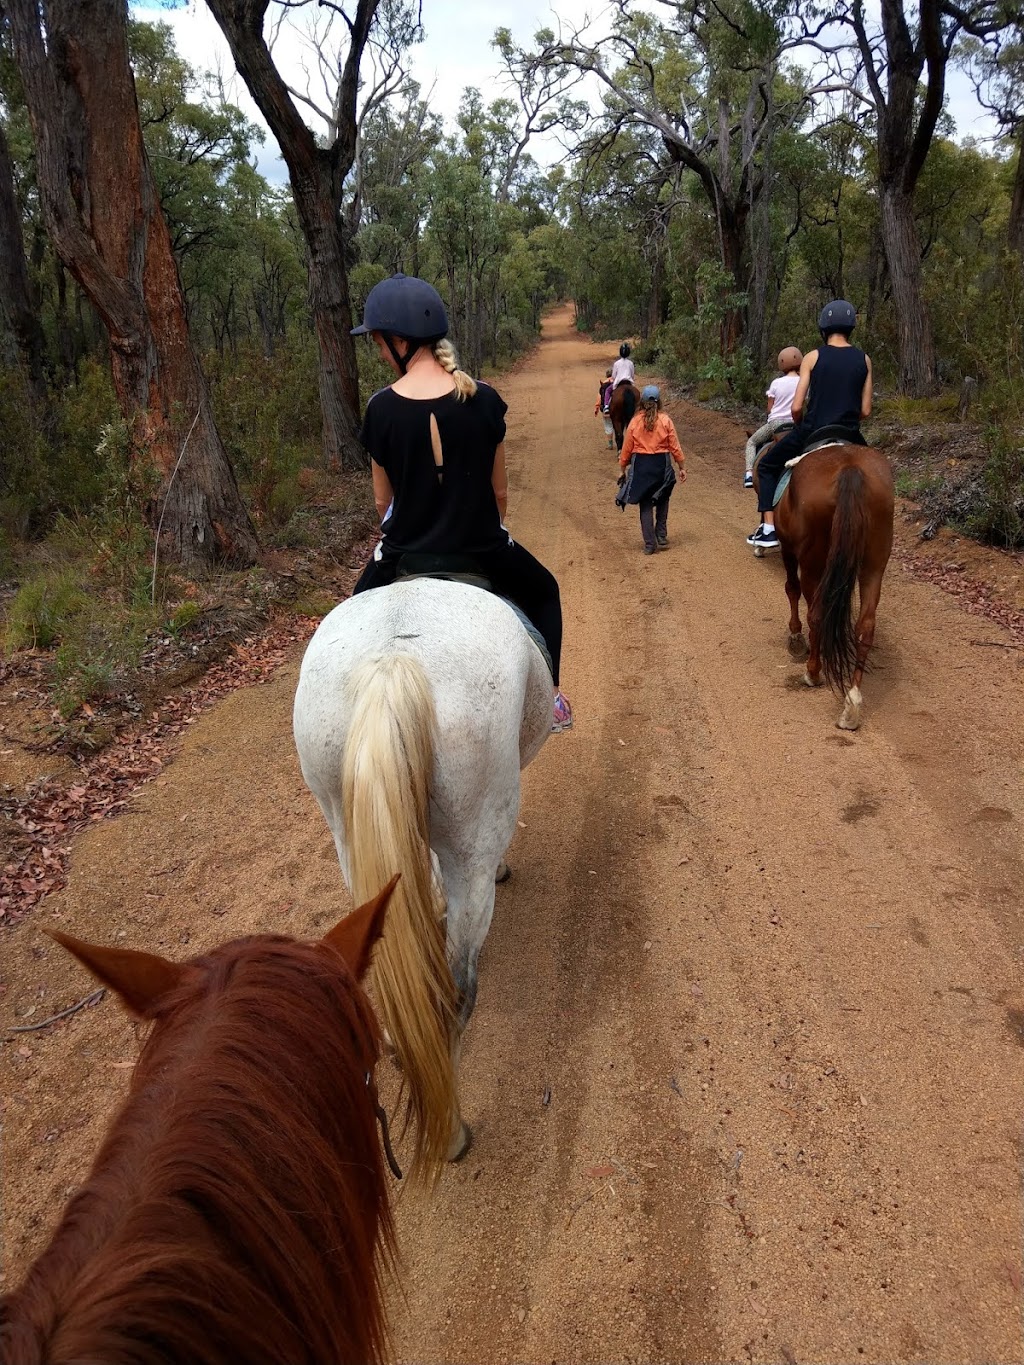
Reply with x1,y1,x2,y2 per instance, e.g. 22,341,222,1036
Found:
756,425,805,514
353,541,563,685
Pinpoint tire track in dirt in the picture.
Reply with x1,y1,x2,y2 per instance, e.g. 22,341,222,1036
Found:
3,304,1023,1363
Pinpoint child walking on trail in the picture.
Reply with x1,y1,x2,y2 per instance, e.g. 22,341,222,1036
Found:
595,368,614,447
743,346,802,488
617,385,686,555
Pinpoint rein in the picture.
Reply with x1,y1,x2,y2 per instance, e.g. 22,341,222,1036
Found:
367,1071,403,1180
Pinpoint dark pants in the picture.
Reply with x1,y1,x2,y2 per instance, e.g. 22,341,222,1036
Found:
354,541,563,685
639,484,673,549
756,425,805,513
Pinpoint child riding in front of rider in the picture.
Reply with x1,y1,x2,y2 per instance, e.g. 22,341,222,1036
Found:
618,385,686,555
743,347,803,488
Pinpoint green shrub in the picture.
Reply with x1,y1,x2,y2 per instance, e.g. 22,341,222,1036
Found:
962,429,1024,548
4,570,88,650
52,605,151,716
51,360,121,511
165,599,202,637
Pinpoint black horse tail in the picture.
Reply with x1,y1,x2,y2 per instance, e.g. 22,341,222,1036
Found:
622,386,637,429
817,465,866,694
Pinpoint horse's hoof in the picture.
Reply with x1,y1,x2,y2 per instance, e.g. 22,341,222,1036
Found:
802,669,822,688
447,1121,473,1163
837,687,862,730
788,632,808,658
495,861,512,884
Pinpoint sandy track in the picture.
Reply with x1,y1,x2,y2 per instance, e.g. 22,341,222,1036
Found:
3,305,1023,1363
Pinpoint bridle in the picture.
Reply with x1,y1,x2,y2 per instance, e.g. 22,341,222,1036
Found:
366,1070,403,1180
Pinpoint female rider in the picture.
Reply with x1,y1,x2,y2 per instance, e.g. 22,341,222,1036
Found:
350,272,572,732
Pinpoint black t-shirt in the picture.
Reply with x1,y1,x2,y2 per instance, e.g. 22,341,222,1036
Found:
359,383,509,556
802,345,868,432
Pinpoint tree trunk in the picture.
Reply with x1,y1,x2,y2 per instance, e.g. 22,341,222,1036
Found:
7,0,259,569
719,214,747,356
1009,127,1024,259
0,117,48,405
879,182,937,395
205,0,374,474
292,165,366,471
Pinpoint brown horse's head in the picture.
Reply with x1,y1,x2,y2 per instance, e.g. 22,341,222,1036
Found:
1,879,399,1365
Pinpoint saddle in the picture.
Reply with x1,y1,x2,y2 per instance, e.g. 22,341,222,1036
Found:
773,425,866,505
394,553,553,677
396,552,492,592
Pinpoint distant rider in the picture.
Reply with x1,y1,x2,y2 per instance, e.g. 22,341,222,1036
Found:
743,347,802,488
747,301,873,552
610,342,636,389
351,272,572,732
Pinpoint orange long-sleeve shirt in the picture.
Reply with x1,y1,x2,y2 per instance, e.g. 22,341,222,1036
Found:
619,411,686,468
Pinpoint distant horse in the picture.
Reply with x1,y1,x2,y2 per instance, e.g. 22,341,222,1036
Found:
756,443,894,730
0,880,399,1365
609,381,640,451
293,577,552,1180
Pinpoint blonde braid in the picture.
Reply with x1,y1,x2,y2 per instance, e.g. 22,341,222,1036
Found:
433,339,477,401
642,397,660,432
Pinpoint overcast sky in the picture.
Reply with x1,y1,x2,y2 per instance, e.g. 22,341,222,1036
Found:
134,0,999,187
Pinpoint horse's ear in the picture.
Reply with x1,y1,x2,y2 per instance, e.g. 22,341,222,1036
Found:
48,930,190,1017
321,874,399,980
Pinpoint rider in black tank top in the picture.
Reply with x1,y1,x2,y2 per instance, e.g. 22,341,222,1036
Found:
801,345,869,433
746,298,873,552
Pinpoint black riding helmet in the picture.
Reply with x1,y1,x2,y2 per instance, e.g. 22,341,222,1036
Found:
818,299,857,338
619,342,632,358
352,272,449,373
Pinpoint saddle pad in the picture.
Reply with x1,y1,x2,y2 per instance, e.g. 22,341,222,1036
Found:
501,598,553,678
772,468,793,507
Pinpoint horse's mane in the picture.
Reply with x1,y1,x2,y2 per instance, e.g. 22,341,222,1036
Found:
1,935,393,1365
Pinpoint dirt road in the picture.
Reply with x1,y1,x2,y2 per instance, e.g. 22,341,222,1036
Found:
3,305,1023,1363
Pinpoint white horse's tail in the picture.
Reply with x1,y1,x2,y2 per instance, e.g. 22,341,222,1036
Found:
341,653,457,1182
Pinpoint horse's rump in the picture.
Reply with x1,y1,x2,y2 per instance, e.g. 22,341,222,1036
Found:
294,579,553,1177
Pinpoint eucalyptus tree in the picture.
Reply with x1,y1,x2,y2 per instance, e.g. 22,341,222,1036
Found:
528,0,842,357
6,0,259,568
205,0,420,471
832,0,1013,393
961,17,1024,254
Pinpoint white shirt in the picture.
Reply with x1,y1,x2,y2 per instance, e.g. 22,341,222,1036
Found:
767,373,799,421
611,357,635,386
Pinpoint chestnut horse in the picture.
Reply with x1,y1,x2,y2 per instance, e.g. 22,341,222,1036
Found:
0,880,399,1365
760,443,894,730
609,381,640,450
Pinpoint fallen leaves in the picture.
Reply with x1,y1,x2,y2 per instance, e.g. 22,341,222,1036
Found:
0,618,320,928
894,548,1024,645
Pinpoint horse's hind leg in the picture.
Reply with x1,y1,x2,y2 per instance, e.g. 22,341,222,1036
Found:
838,570,883,730
782,546,807,657
434,851,504,1161
802,569,825,687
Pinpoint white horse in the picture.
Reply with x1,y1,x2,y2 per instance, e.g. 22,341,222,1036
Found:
292,577,552,1180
